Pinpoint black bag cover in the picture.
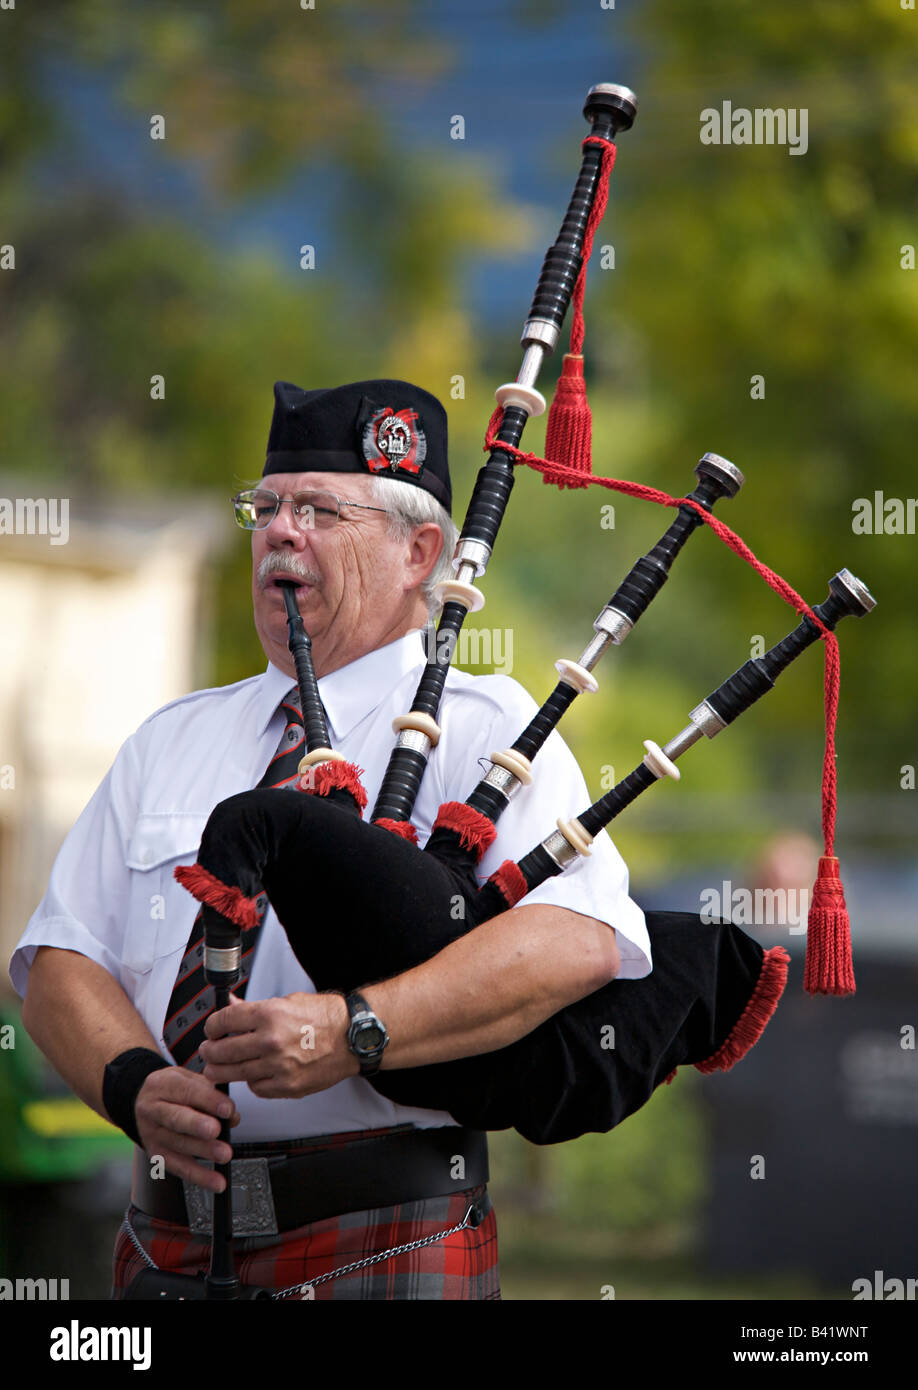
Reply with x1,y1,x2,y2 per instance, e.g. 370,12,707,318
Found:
177,788,787,1144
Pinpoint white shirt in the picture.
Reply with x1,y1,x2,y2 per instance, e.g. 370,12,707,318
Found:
11,630,650,1141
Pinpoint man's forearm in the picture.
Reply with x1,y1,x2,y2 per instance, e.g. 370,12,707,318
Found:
362,903,620,1070
20,946,163,1120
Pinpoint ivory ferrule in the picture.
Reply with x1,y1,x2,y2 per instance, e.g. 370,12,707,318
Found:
298,748,347,770
556,816,594,857
392,712,441,746
489,748,533,787
555,659,599,694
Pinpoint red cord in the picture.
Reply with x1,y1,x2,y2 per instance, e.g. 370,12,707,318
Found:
483,416,840,858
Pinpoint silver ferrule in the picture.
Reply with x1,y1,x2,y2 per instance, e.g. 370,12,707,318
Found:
455,559,479,586
517,343,547,390
521,317,561,353
577,630,612,672
204,945,241,974
481,763,522,800
694,452,745,498
396,729,432,756
593,605,634,645
452,537,491,577
688,699,728,740
834,568,877,614
662,723,704,761
541,829,582,871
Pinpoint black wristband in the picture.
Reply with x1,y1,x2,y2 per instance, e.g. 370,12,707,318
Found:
102,1047,171,1147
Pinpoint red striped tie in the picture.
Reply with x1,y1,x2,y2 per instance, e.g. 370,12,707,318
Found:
162,687,306,1070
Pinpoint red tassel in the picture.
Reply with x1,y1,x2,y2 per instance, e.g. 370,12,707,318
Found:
375,818,419,845
804,856,855,996
300,760,368,812
173,864,261,930
488,860,528,909
544,354,593,485
432,801,497,861
695,945,791,1074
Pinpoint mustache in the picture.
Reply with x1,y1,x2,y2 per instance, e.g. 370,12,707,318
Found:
257,551,321,591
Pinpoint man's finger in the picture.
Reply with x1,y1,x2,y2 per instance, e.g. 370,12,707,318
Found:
203,1057,276,1087
151,1149,228,1193
138,1063,240,1122
200,1031,269,1067
205,1000,260,1040
147,1122,233,1166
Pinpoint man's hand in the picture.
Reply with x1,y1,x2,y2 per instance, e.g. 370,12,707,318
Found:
134,1067,241,1193
200,992,358,1099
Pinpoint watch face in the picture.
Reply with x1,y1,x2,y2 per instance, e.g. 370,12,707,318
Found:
356,1023,385,1053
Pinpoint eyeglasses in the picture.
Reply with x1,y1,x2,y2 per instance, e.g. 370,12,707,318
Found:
232,489,391,532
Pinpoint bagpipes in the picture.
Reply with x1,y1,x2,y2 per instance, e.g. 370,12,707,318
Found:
170,83,874,1289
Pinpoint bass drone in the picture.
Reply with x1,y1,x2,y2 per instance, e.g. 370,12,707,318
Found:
174,83,875,1291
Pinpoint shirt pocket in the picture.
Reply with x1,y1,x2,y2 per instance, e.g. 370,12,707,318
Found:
122,812,208,975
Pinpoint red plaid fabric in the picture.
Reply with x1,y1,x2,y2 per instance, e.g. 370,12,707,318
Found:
112,1126,500,1301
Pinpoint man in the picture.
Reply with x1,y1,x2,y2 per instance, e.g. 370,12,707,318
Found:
11,379,651,1300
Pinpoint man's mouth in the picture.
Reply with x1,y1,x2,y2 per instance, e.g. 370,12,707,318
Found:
266,574,310,591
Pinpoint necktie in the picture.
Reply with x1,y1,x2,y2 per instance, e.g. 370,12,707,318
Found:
162,687,307,1070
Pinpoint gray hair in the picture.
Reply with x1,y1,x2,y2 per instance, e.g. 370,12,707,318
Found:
368,475,459,620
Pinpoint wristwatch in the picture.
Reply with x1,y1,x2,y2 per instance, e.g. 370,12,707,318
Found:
343,990,389,1076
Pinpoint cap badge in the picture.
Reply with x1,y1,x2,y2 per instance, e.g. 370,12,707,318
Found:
362,407,427,476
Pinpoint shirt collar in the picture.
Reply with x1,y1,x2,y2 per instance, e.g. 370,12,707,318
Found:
257,630,428,741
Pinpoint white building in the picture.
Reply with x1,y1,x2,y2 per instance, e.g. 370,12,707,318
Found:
0,487,227,988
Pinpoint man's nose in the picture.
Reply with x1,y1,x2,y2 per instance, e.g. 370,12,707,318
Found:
264,500,308,546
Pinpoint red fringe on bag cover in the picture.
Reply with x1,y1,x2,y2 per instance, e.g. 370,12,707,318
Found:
487,860,529,910
300,760,368,812
432,802,498,861
695,945,790,1074
664,944,790,1087
172,864,261,930
375,818,419,845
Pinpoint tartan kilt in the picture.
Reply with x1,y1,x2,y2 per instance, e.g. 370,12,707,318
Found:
112,1127,499,1301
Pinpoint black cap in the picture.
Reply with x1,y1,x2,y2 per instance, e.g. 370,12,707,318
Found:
263,379,451,513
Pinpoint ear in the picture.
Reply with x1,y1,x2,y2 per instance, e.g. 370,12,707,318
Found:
403,522,445,591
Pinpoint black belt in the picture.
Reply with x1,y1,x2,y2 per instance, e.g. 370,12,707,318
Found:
131,1126,489,1236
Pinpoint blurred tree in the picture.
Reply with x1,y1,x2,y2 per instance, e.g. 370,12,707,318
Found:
501,0,918,876
0,0,534,682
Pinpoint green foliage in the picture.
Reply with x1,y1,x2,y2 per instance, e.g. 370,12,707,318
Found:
489,1069,703,1233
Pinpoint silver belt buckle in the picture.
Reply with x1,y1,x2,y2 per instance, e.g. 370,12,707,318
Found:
183,1158,278,1237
